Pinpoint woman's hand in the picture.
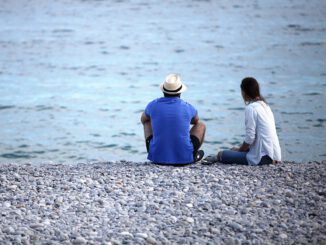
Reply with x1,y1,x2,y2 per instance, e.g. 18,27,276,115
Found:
239,142,250,152
231,142,250,152
231,147,240,151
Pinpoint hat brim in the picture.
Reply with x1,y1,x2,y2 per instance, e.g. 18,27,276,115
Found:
160,83,187,94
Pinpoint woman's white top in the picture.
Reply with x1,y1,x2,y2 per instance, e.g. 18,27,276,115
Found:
244,101,281,165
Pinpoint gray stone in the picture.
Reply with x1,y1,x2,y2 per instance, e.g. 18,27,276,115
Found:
120,231,133,238
110,238,121,245
186,217,195,223
0,161,325,244
280,233,288,239
146,236,157,244
73,237,87,244
228,222,243,232
3,226,15,234
135,233,148,239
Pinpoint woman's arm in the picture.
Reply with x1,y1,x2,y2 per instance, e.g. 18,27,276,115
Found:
239,141,250,152
232,106,256,152
231,141,250,152
244,106,257,145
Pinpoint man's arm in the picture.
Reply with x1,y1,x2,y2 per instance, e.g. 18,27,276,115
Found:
191,115,199,125
141,112,150,125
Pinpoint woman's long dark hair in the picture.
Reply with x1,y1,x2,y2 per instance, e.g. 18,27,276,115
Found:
240,77,266,103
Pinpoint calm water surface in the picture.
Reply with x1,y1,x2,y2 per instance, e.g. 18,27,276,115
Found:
0,0,325,164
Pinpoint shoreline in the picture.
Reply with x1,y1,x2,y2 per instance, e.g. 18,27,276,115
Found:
1,161,325,244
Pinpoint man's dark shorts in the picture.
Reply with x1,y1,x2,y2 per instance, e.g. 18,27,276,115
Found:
146,135,201,162
190,135,201,157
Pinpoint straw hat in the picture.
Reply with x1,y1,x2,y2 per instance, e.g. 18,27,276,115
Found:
160,73,187,95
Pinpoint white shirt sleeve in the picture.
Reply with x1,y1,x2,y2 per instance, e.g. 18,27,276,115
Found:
244,105,257,145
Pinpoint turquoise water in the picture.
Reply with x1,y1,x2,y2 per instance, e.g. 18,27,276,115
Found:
0,0,325,164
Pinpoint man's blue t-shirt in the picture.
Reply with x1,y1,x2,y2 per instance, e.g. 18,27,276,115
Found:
145,97,197,164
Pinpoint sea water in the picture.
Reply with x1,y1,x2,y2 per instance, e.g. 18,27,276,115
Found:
0,0,325,164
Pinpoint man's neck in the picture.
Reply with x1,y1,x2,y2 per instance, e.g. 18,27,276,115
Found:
163,94,181,98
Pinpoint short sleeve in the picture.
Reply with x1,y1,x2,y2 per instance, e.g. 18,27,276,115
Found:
188,103,198,119
244,105,257,145
144,100,154,117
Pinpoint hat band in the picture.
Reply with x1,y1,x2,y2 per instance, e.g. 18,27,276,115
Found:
163,85,183,93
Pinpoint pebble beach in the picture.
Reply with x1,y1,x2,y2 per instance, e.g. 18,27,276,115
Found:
1,161,325,244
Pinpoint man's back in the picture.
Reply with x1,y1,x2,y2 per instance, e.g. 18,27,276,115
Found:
145,97,197,164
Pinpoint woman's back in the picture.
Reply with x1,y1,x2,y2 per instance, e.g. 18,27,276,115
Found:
246,101,281,165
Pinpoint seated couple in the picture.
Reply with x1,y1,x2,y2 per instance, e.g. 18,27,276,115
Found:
140,74,281,166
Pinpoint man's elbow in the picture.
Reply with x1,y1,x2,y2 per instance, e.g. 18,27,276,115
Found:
191,116,199,125
140,113,149,125
140,113,145,124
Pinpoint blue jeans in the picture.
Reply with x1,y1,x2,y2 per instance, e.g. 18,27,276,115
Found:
219,150,272,165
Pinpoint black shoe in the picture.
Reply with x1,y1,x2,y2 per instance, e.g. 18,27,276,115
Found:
194,150,205,163
202,154,218,165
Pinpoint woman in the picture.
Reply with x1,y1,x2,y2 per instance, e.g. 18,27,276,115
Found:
205,77,281,165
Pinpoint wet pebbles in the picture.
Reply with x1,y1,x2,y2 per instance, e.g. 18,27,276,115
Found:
0,161,325,244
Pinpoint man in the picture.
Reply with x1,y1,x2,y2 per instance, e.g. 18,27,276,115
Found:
141,73,206,165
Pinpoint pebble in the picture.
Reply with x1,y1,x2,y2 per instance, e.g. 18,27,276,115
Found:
120,231,133,237
146,236,157,244
209,227,220,235
135,233,148,239
8,185,18,191
30,223,43,229
13,173,21,180
4,226,15,234
73,237,87,244
170,216,178,223
3,201,11,208
110,238,121,245
0,161,324,244
186,217,195,223
228,222,243,232
280,233,288,239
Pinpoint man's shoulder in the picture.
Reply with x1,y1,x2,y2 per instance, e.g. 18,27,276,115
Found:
181,99,194,106
147,98,161,105
145,98,162,113
180,99,196,110
147,97,196,110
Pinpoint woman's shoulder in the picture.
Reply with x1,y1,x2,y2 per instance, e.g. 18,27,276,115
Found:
247,101,269,109
245,101,270,115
